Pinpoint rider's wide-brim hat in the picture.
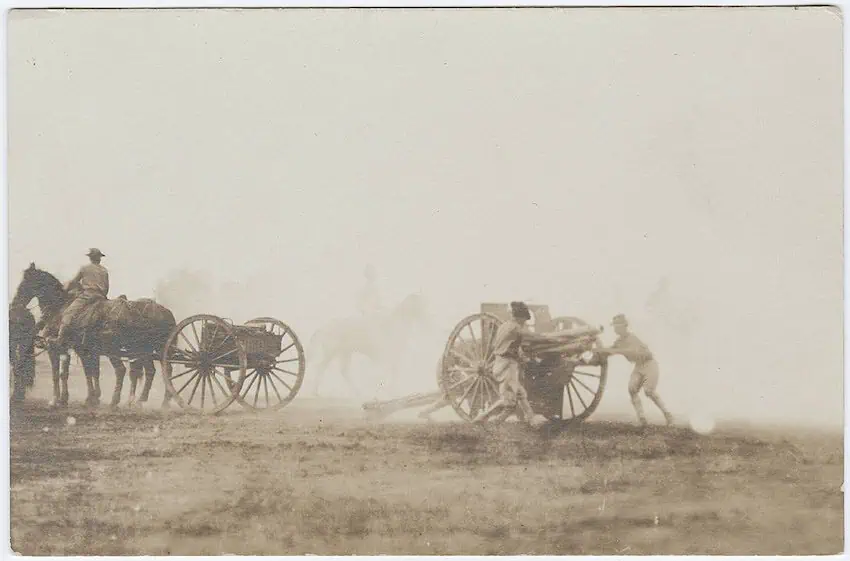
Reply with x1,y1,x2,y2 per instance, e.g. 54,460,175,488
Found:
612,314,628,326
87,248,105,257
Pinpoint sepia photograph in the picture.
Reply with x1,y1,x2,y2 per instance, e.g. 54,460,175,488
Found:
6,5,844,556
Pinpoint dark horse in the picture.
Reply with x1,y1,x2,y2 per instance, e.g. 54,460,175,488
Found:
9,303,37,401
12,263,178,408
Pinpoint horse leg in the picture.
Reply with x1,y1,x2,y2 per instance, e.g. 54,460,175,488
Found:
83,353,101,407
160,360,173,409
11,357,25,401
10,347,26,402
92,356,102,404
127,360,144,407
139,359,156,403
311,352,332,397
382,357,401,399
48,350,61,407
59,353,71,407
84,371,94,405
11,345,33,402
337,354,360,399
109,357,127,408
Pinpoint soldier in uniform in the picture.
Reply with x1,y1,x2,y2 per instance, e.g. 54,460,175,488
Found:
472,301,558,425
595,314,674,426
49,248,110,349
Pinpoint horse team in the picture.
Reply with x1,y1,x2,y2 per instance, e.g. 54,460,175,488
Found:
9,261,430,409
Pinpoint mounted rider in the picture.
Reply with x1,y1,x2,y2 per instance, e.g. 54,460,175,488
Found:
48,248,110,349
356,264,384,317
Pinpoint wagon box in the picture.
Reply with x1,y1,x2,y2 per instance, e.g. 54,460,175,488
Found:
201,322,283,361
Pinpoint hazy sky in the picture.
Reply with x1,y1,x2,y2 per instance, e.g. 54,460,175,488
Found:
7,7,843,424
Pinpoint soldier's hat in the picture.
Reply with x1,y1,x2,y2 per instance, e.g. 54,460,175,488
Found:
612,313,628,326
86,248,105,258
510,301,531,320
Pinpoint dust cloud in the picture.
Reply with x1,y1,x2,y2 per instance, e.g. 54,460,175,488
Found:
7,8,843,429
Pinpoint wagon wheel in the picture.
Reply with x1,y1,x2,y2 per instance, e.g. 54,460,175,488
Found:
440,312,504,422
161,314,247,414
545,316,608,424
234,317,307,412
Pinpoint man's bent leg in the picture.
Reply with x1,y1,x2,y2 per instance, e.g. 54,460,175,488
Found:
474,358,516,423
515,386,535,424
641,361,674,425
628,368,648,425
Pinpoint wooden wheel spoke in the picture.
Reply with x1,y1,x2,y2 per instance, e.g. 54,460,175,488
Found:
457,341,481,362
272,366,299,378
207,376,220,407
572,375,597,395
280,341,296,354
482,320,499,361
189,322,202,350
170,366,199,382
176,370,200,396
466,324,479,350
449,349,475,367
480,377,497,408
446,374,475,393
240,370,261,400
458,378,479,414
570,380,589,410
467,377,482,409
265,371,284,402
276,357,302,365
179,332,200,354
457,376,478,406
269,370,294,393
211,369,231,399
263,373,271,405
573,369,601,379
187,372,204,405
252,371,263,407
566,383,576,417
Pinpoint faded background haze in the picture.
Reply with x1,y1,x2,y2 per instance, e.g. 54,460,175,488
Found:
7,7,843,426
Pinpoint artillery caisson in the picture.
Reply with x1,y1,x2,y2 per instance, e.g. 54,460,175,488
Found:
161,315,306,414
440,303,608,424
364,303,608,425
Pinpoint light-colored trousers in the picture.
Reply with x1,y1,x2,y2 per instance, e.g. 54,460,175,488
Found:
628,358,671,420
60,291,105,329
491,355,534,421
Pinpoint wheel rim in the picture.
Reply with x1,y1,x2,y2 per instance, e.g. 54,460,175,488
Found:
162,315,246,414
440,313,504,422
235,317,306,412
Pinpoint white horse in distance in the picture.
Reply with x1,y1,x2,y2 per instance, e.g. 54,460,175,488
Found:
308,292,430,398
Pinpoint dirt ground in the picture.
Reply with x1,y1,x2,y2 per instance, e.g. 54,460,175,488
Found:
9,361,845,555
